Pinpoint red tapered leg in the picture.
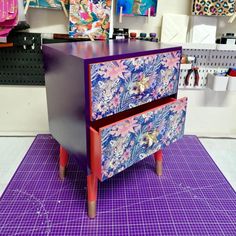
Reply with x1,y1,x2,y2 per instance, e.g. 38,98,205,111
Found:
154,150,163,176
87,174,98,219
59,145,69,180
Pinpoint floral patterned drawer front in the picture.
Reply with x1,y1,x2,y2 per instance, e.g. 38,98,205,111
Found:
90,97,187,181
89,50,181,121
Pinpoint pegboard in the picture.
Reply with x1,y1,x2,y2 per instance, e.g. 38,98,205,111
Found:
0,32,44,85
179,48,236,89
179,67,227,89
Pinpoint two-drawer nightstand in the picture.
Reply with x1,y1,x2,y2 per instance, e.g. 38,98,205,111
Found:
43,40,187,218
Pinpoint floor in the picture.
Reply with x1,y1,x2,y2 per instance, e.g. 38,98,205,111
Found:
200,138,236,191
0,136,235,198
1,135,236,236
0,137,35,197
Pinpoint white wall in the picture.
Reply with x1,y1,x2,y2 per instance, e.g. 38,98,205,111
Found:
0,0,236,136
0,86,49,135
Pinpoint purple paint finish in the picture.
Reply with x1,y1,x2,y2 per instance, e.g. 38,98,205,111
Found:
43,40,182,64
0,135,235,235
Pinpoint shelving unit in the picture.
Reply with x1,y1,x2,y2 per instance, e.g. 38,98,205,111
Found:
179,47,236,89
162,42,236,51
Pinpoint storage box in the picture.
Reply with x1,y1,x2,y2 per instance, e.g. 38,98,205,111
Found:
207,73,228,91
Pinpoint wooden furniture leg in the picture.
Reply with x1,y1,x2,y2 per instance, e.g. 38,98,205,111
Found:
154,150,163,176
87,174,98,219
59,145,69,180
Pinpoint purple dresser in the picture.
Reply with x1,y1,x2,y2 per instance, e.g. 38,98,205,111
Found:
43,40,187,218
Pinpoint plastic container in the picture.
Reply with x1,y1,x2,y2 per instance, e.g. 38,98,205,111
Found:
227,76,236,91
207,73,229,91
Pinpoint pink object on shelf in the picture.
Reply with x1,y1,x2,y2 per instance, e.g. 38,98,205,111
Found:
1,15,18,27
0,0,18,39
6,0,18,19
0,0,18,22
0,27,12,36
0,0,8,22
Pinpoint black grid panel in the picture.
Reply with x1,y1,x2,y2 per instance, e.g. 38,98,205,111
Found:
0,32,44,85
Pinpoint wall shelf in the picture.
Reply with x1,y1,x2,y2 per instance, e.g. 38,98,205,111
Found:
161,42,236,51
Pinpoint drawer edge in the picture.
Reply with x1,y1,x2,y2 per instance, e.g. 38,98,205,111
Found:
90,126,102,181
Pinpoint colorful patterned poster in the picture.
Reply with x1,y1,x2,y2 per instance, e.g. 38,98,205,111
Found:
69,0,111,39
116,0,158,16
24,0,69,9
192,0,235,16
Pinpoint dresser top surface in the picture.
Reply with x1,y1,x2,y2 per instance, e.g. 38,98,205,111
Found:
43,40,181,61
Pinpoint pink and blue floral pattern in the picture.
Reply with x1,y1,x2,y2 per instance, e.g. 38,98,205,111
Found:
100,97,187,181
90,50,181,120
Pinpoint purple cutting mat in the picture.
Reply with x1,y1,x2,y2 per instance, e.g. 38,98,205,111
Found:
0,135,236,235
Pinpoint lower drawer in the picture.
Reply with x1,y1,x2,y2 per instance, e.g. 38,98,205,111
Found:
90,97,187,181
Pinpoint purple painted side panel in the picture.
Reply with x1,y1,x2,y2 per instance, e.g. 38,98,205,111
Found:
43,46,87,157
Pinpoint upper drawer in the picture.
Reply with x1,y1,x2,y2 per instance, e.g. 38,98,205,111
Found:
90,97,187,181
89,50,181,121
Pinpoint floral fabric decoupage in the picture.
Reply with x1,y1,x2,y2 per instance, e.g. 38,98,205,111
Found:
192,0,235,16
100,97,187,181
69,0,111,39
90,50,181,121
24,0,69,9
116,0,158,16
